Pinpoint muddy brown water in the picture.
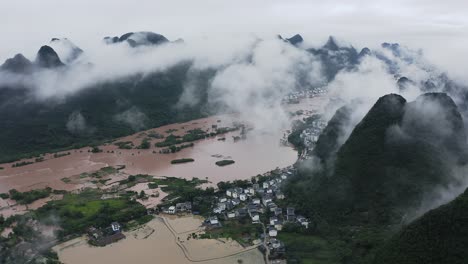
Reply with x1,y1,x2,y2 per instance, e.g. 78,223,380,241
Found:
0,96,327,194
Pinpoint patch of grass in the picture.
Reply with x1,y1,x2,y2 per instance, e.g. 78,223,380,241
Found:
114,141,134,149
148,182,159,189
61,177,71,183
278,232,341,264
215,160,235,166
171,158,195,164
205,220,262,245
35,189,147,238
137,138,151,149
8,188,52,205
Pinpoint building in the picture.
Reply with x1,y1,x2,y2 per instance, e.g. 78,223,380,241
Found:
175,202,192,212
270,216,278,225
231,188,243,199
239,193,247,201
274,220,283,231
297,215,309,228
251,212,260,222
111,222,122,233
267,202,278,212
231,198,241,206
274,208,282,216
165,206,176,214
268,227,278,237
247,204,259,215
252,198,261,205
227,211,236,219
262,194,273,206
209,216,219,225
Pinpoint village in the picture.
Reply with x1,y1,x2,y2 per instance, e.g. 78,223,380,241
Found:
157,166,308,263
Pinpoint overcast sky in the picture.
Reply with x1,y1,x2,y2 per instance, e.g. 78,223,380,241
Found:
1,0,467,79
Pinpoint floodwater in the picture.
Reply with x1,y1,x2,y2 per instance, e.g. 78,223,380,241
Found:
0,96,327,194
55,217,265,264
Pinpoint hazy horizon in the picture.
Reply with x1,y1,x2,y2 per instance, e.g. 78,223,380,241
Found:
2,0,468,81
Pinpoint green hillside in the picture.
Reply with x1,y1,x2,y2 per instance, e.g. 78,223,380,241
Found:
283,92,468,263
0,63,214,163
375,188,468,264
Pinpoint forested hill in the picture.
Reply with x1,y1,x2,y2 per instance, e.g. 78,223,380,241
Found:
287,93,467,226
283,92,468,263
374,187,468,264
0,62,214,163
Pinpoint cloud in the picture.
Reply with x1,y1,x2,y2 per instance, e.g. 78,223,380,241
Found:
114,106,148,131
207,39,324,131
66,111,91,134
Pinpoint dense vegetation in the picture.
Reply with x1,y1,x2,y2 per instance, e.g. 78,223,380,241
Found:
7,188,56,205
34,189,147,238
215,159,235,166
283,93,468,263
0,62,214,163
374,188,468,264
0,188,148,263
170,158,195,164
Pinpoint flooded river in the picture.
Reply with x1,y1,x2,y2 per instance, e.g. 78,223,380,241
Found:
0,96,327,193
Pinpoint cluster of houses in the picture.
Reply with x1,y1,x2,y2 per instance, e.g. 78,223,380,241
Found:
282,87,326,104
87,222,125,246
206,167,310,260
156,166,310,261
300,119,327,150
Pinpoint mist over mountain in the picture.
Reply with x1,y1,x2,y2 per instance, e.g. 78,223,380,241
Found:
288,92,468,224
0,31,467,165
284,92,468,263
104,31,170,47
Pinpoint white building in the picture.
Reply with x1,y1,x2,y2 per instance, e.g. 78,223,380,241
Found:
268,227,278,237
239,193,247,201
251,212,260,222
209,217,219,225
166,206,176,214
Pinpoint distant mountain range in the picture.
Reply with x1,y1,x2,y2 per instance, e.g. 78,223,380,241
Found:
0,31,466,163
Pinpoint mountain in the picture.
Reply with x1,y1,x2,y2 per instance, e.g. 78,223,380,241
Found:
311,101,360,171
286,34,304,46
0,62,213,163
0,33,466,164
283,92,468,263
307,36,360,81
104,31,169,47
35,45,65,68
50,38,83,63
374,188,468,264
286,93,467,225
0,53,33,73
